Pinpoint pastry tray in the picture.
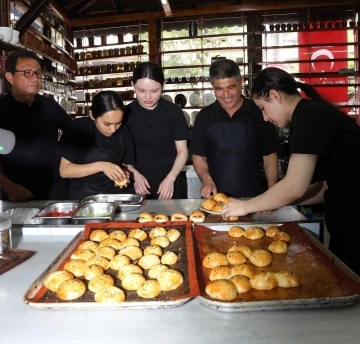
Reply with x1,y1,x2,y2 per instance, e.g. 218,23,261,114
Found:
194,222,360,312
79,194,144,212
23,221,199,310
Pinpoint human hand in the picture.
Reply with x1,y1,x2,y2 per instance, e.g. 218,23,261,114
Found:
102,162,129,183
221,198,249,219
133,173,151,196
200,182,217,199
6,183,33,202
157,176,174,200
255,210,272,215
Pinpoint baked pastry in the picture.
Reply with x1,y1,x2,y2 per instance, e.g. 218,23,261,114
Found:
121,273,146,291
119,237,140,249
165,229,181,243
94,286,125,303
88,274,114,293
118,264,143,280
78,240,99,252
203,252,229,268
138,253,161,270
228,226,245,238
205,279,238,301
275,270,301,288
250,271,278,291
89,229,108,242
119,245,143,260
212,204,222,213
138,212,154,223
71,249,95,262
265,226,281,238
44,270,73,292
154,214,169,223
56,279,86,301
230,275,252,294
98,238,121,250
144,245,162,257
149,227,167,239
160,251,178,265
213,193,228,206
228,244,252,258
151,235,170,248
244,226,264,240
83,264,104,280
209,265,232,281
108,254,131,270
108,230,127,242
170,213,188,221
226,251,247,265
95,246,116,260
268,240,288,254
86,256,110,270
230,263,255,278
157,269,183,291
128,228,147,241
114,178,128,187
189,210,206,223
228,216,239,221
63,259,87,278
148,264,168,279
202,198,217,211
273,231,291,243
249,249,272,267
137,280,162,298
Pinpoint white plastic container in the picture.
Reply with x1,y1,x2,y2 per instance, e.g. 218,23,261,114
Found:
0,218,12,254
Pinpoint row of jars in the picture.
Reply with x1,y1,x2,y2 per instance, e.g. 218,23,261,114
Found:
75,33,140,48
76,61,140,76
76,76,132,89
74,45,144,60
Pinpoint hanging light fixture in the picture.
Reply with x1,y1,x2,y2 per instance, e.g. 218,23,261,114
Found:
160,0,172,17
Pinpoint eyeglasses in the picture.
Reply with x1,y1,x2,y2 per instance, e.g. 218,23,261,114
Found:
14,70,43,78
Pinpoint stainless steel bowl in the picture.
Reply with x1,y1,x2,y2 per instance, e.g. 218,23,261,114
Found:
79,194,144,212
71,202,115,224
34,202,79,225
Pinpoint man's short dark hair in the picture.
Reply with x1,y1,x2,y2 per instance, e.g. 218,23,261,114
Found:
5,50,43,74
209,59,241,85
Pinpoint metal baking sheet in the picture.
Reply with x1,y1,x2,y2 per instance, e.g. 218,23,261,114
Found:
79,194,144,212
194,222,360,312
23,221,199,310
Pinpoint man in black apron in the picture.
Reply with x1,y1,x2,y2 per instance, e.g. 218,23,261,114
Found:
191,59,279,198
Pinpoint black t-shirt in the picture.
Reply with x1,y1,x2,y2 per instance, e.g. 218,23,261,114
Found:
290,99,360,190
125,98,190,169
0,93,71,200
191,98,279,157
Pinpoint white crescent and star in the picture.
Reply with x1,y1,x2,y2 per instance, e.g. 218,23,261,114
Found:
311,49,335,70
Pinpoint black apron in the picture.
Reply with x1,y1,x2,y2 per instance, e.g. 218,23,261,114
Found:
68,137,126,200
206,110,262,198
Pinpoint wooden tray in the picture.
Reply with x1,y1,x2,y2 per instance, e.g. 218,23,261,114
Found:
193,222,360,312
23,221,199,310
0,249,35,275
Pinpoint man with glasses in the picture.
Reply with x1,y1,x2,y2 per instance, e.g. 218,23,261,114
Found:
0,50,71,201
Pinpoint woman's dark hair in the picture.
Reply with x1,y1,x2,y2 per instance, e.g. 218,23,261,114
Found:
132,61,165,85
91,91,125,119
209,59,241,85
5,50,42,74
251,67,324,101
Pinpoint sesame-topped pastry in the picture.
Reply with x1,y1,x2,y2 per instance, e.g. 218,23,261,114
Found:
249,249,272,267
202,252,229,268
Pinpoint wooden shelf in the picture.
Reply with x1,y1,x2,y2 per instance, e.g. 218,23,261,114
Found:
75,53,147,64
75,71,134,78
0,40,24,52
74,40,148,51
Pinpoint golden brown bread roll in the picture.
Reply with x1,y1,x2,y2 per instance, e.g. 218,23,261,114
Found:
250,271,278,291
273,231,291,243
165,229,181,243
56,279,86,301
119,237,140,249
268,240,288,254
98,238,121,250
88,274,114,293
209,265,232,281
202,198,217,211
83,264,104,280
138,253,161,270
149,227,167,239
137,280,162,298
275,270,301,288
205,279,238,301
244,226,264,240
89,229,108,242
212,204,222,213
95,246,116,260
228,244,252,258
114,178,128,187
202,252,229,268
44,270,74,292
63,259,87,278
144,245,162,257
228,226,245,238
108,254,131,270
86,256,110,270
230,263,255,278
226,251,247,265
189,210,205,223
71,249,95,262
157,269,183,291
154,214,169,223
228,216,239,221
108,230,127,242
170,213,188,221
128,228,147,241
148,264,169,279
213,193,229,205
138,212,154,223
121,273,146,291
230,275,252,294
249,249,272,267
94,286,125,303
151,235,170,248
118,264,143,280
78,240,99,252
160,251,178,265
265,226,281,238
119,245,143,260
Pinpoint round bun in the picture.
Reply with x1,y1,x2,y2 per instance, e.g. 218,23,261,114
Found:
108,230,127,241
83,264,104,280
249,249,272,267
88,274,114,293
166,229,181,243
157,269,183,291
56,278,86,300
170,213,188,221
228,216,239,221
154,214,169,223
250,271,278,291
71,249,95,262
268,240,288,254
119,245,143,260
128,228,147,241
189,210,205,223
78,241,99,252
209,265,232,281
205,279,238,301
244,227,264,240
211,204,222,213
151,235,170,248
44,270,73,292
275,270,301,288
201,198,217,211
160,251,178,265
114,178,128,187
149,227,167,239
273,231,291,243
231,263,255,278
138,212,154,223
99,238,121,250
137,280,162,298
109,254,131,270
89,229,108,242
265,226,281,238
228,226,245,238
119,237,140,249
94,286,125,303
226,251,247,265
230,275,252,294
63,259,87,277
118,264,143,280
144,245,162,257
148,264,169,279
121,273,146,291
95,246,116,260
213,193,228,206
202,252,229,268
138,253,161,270
86,256,110,270
228,244,252,258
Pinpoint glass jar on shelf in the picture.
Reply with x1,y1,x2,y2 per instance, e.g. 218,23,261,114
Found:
116,77,123,86
85,51,92,60
116,63,124,72
118,33,124,43
120,48,125,55
114,48,120,57
88,79,95,88
138,45,144,54
129,61,136,71
125,46,131,55
131,46,138,54
132,33,139,42
124,62,130,72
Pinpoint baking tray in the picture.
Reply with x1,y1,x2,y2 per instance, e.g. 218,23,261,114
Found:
34,203,79,225
71,202,116,224
194,222,360,312
79,194,144,212
23,221,199,310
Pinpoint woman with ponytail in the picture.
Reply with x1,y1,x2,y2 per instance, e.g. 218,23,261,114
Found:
222,67,360,275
